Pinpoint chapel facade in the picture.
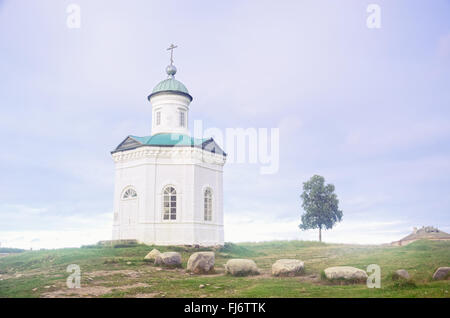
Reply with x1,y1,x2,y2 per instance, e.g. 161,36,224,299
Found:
111,46,226,246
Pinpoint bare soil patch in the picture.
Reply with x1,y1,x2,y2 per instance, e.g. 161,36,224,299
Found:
41,282,151,298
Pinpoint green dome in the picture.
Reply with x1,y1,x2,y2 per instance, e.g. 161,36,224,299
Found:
152,78,189,94
148,78,192,101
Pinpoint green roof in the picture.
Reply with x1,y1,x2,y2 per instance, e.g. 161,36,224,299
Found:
112,133,226,156
148,78,192,101
130,133,206,146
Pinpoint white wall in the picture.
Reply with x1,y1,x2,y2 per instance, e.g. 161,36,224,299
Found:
112,146,225,246
150,93,190,136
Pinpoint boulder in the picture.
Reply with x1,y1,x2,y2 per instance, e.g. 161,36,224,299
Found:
187,252,215,274
154,252,182,267
272,259,305,277
392,269,410,280
432,267,450,280
144,249,161,261
324,266,368,283
224,259,260,276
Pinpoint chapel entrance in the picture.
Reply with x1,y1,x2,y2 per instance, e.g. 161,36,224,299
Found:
119,188,139,239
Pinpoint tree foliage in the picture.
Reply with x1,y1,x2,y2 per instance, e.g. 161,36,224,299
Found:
299,175,343,241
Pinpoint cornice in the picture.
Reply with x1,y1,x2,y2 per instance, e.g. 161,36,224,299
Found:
111,146,226,166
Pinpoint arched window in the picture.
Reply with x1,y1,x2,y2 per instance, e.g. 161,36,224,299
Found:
163,186,177,220
122,188,137,199
204,188,212,221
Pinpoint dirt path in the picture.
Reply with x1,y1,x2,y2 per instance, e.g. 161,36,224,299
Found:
41,282,152,298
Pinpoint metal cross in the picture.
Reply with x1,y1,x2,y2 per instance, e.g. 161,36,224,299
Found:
167,43,178,65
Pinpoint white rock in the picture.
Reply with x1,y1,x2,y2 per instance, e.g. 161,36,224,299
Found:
144,249,161,261
187,252,215,274
154,252,182,267
324,266,368,283
432,267,450,280
224,259,260,276
272,259,305,277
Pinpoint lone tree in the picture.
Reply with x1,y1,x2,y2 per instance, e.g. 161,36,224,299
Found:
299,175,343,242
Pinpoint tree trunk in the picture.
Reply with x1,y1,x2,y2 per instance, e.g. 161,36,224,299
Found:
319,227,322,242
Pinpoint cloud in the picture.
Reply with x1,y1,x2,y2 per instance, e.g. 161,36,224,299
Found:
0,211,112,249
343,118,450,156
1,204,48,216
0,1,449,249
0,203,112,232
224,214,409,245
437,33,450,58
0,228,112,250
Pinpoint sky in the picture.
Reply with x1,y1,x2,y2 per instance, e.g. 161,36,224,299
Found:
1,0,449,249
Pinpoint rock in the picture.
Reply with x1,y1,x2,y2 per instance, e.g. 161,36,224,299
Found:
154,252,182,267
393,269,410,280
32,288,37,292
324,266,368,283
187,252,215,274
224,259,260,276
433,267,450,280
144,249,161,261
272,259,305,277
199,284,205,289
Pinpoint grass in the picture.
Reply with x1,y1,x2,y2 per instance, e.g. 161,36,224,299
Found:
0,240,449,298
390,279,417,290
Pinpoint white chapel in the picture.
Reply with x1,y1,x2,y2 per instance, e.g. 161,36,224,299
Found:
111,45,226,246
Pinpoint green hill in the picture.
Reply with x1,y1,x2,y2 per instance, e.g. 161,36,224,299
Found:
0,240,449,298
0,248,25,254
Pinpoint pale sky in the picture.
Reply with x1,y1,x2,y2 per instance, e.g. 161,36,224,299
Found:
1,0,450,249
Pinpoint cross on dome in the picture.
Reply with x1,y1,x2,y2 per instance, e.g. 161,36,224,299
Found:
166,44,178,77
167,43,177,65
